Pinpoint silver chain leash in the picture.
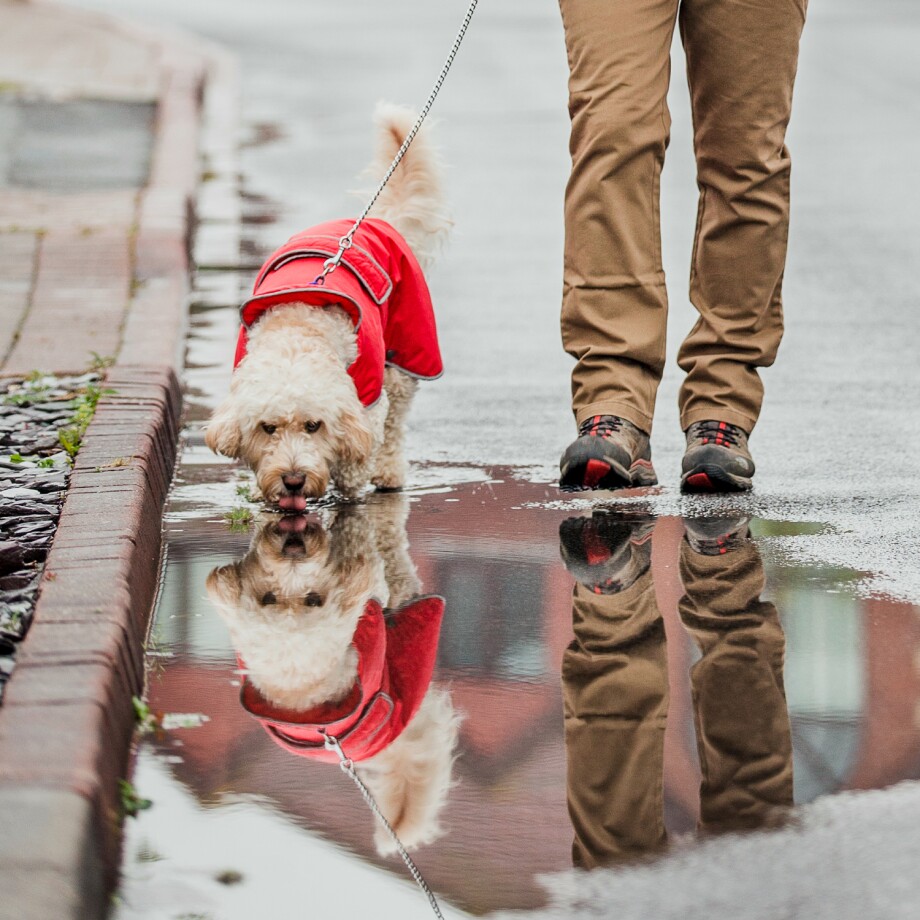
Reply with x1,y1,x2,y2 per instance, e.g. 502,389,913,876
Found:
312,0,480,287
323,733,446,919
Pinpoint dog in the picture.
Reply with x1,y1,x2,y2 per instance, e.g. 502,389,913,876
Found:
204,104,451,507
205,497,461,855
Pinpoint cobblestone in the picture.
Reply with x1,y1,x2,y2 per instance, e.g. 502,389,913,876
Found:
0,373,102,697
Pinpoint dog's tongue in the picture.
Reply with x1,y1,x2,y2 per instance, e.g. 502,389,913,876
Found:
277,495,307,512
277,514,309,534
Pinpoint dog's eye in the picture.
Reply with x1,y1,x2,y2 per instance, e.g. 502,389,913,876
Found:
261,422,277,435
260,592,277,606
304,420,322,434
304,592,324,607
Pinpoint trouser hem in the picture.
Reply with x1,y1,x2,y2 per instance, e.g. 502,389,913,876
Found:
575,401,653,435
680,407,759,435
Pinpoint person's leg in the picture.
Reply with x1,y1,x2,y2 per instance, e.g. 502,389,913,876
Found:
677,0,808,433
560,514,668,866
679,517,794,831
559,0,680,433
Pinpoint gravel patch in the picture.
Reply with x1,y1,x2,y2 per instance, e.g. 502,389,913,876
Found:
0,371,104,700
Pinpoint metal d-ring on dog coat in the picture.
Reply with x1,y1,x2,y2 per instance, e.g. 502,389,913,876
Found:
235,218,443,408
236,595,446,763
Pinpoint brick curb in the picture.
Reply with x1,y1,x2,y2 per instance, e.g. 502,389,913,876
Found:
0,369,181,920
0,6,239,918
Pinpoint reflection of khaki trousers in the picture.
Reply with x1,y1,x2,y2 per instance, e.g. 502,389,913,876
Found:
563,539,793,868
558,0,807,434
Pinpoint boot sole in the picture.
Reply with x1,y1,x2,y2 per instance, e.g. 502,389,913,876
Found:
680,463,752,494
560,457,658,492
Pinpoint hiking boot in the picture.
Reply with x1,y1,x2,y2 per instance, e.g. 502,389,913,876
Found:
682,514,751,556
681,421,755,493
560,415,658,491
559,512,656,594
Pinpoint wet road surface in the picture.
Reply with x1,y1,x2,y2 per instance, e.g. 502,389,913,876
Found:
63,0,920,602
114,279,920,917
114,449,920,918
47,0,920,914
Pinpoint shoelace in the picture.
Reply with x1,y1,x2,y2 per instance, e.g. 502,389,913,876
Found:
578,415,625,438
692,421,741,447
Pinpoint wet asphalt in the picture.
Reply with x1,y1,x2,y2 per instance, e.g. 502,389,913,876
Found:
65,0,920,600
55,0,920,916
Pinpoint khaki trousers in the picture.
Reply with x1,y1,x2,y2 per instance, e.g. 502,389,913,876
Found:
559,0,807,434
563,536,793,867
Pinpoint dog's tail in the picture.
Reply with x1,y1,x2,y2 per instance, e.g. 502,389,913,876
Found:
356,686,462,856
364,102,451,269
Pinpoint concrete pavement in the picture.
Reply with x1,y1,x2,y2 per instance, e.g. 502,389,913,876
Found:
0,2,238,916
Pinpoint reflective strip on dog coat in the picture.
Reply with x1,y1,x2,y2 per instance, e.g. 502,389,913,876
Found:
234,218,443,407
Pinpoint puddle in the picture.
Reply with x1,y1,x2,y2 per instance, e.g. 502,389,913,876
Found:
114,92,920,920
114,453,920,917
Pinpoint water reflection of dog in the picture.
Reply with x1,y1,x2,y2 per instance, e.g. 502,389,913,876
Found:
559,511,793,868
206,499,461,855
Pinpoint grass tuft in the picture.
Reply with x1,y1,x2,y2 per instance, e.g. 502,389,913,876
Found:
118,779,152,818
224,506,254,532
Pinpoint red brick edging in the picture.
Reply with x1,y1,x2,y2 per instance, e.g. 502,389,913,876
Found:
0,1,238,914
0,368,181,918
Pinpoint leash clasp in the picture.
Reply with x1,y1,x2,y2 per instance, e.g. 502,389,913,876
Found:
311,234,355,286
321,730,353,770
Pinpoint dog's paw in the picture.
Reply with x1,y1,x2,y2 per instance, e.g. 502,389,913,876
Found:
371,472,404,493
370,453,406,493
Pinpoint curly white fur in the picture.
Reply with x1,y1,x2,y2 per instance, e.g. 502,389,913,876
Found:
205,102,451,503
358,686,462,856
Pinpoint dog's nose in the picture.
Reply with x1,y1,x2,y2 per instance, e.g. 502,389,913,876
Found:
282,472,306,493
282,536,306,558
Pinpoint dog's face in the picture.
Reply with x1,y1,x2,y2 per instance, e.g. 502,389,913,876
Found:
205,333,374,509
206,511,381,710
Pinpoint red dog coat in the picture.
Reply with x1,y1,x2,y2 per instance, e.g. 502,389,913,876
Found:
239,595,445,764
235,218,443,407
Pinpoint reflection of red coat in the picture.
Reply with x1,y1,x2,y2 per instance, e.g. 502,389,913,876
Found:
234,218,443,407
240,596,445,763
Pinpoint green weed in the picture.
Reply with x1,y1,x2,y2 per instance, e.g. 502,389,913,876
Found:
118,779,152,818
224,506,254,532
88,352,115,371
131,695,159,735
58,382,115,458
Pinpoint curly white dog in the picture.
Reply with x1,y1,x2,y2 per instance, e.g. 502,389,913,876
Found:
205,104,450,508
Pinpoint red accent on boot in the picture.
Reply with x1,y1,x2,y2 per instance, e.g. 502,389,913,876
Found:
583,459,611,488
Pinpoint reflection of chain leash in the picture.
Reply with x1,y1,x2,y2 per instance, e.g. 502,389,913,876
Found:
312,0,480,288
323,733,446,919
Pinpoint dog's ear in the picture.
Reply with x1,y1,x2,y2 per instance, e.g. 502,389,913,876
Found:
206,562,243,609
204,400,243,458
334,407,374,466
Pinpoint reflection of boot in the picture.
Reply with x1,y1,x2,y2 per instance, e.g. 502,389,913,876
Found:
561,513,668,868
682,514,750,556
559,512,655,594
679,517,794,834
